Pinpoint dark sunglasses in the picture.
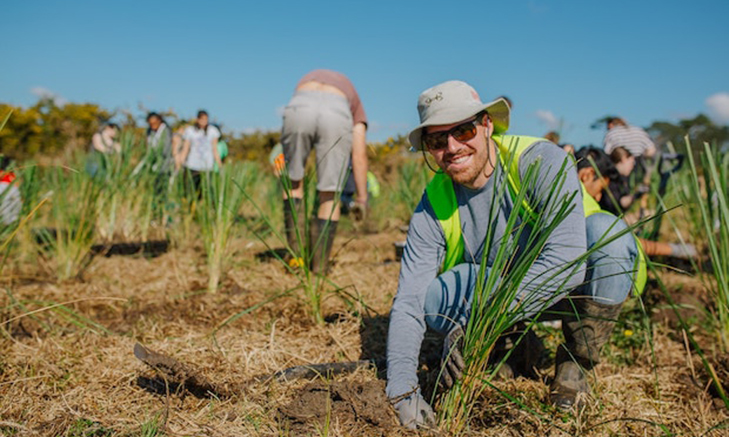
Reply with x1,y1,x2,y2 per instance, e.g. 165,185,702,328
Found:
422,118,480,151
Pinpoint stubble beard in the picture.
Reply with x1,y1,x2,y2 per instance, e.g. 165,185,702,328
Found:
444,146,492,188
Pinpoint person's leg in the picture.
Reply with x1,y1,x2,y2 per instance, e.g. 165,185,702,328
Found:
281,94,316,260
580,212,636,305
552,212,636,409
424,263,542,380
308,94,352,274
423,263,479,334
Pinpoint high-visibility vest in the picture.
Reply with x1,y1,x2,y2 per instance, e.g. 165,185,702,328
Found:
424,134,647,295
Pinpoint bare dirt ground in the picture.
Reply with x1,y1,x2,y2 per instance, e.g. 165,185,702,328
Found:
1,226,728,436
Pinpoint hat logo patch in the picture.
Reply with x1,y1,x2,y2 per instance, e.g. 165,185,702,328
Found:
424,92,443,106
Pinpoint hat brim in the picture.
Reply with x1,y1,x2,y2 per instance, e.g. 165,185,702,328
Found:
408,98,510,150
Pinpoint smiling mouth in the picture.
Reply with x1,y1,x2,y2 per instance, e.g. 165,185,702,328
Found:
446,154,471,166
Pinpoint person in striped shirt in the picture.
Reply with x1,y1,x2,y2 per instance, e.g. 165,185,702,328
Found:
602,117,657,158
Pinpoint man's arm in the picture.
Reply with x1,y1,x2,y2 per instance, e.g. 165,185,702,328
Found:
351,122,368,205
386,195,445,400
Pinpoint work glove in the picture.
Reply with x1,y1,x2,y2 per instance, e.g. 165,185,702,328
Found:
392,392,435,430
669,242,698,260
441,324,466,389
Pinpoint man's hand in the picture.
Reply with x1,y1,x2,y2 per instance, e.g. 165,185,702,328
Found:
392,393,435,430
350,200,367,222
441,325,465,388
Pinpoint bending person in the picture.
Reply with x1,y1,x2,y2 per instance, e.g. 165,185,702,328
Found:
576,147,696,260
280,69,368,274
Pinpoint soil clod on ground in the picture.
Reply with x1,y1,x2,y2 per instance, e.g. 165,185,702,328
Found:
279,379,398,436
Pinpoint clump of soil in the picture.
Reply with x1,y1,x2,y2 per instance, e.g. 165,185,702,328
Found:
279,379,398,436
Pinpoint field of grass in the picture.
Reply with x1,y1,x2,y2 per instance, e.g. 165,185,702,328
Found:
1,134,729,436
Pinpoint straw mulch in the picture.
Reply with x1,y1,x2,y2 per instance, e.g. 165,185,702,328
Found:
1,229,727,436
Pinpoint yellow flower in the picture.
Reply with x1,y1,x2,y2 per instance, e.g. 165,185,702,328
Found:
288,257,304,268
624,329,634,337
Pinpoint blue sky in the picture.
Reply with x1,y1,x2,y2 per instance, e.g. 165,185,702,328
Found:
2,0,728,147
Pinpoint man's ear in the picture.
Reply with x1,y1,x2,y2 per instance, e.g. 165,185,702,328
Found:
481,114,492,136
482,114,492,128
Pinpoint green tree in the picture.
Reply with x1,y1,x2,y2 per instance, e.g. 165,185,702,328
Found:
0,99,112,158
647,114,729,156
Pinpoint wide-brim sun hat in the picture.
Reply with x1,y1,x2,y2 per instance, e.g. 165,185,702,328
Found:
408,80,510,150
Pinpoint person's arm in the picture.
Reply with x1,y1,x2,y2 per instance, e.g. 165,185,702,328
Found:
351,122,368,206
177,138,191,171
640,130,657,158
211,138,222,170
171,134,182,166
514,142,587,314
386,195,445,400
91,133,106,153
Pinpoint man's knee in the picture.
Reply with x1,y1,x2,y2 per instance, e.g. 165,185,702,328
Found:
586,213,636,258
583,213,636,304
424,264,478,334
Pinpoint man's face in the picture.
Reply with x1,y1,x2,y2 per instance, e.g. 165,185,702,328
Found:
424,116,493,189
579,168,609,201
148,116,161,131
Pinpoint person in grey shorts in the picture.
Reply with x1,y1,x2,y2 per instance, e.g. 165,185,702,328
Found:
280,69,369,274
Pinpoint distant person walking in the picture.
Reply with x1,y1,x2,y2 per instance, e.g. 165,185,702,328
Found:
176,110,223,192
280,69,369,274
145,112,173,173
87,123,121,176
91,123,121,155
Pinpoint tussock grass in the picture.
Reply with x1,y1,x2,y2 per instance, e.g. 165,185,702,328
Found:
198,164,254,292
1,125,729,435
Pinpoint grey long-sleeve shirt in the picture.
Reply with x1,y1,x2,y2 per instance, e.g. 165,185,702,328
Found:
386,141,587,399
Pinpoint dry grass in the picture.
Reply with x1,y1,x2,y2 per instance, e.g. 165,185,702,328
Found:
1,225,728,436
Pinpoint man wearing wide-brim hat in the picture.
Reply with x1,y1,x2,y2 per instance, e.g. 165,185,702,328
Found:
386,80,640,429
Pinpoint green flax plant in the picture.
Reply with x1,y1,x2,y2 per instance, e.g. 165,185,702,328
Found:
166,169,200,248
437,154,602,434
197,163,254,293
92,131,161,243
280,170,329,324
391,158,430,222
237,165,355,325
37,166,101,281
681,138,729,351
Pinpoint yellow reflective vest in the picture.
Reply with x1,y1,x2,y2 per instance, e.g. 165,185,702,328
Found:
424,134,647,296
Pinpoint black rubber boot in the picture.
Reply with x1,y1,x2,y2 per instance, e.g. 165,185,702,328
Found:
283,198,305,263
491,322,544,380
551,297,622,410
309,218,338,275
